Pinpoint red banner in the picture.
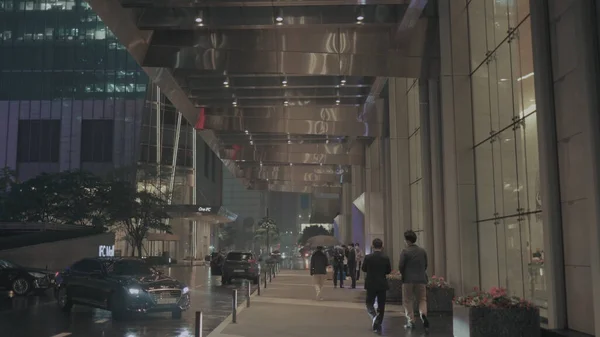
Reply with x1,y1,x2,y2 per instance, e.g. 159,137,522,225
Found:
194,107,206,130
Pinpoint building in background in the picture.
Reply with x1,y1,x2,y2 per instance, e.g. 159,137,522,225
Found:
0,0,223,260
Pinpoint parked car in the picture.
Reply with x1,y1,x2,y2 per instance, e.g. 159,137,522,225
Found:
0,259,54,295
54,257,190,320
221,252,259,285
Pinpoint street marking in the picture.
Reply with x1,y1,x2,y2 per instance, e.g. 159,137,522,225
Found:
50,333,72,337
94,318,109,324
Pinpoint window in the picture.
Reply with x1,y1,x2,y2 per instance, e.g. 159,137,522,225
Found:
71,259,102,273
17,120,61,163
226,252,254,261
81,120,114,163
204,143,210,178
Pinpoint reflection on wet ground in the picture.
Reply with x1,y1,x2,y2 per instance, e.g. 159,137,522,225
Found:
0,266,257,337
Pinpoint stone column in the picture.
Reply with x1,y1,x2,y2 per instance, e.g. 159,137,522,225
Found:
364,138,384,252
428,79,446,278
339,182,353,243
419,80,435,265
387,78,411,268
438,0,479,294
351,165,366,249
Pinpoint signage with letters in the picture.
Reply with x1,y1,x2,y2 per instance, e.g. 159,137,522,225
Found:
99,245,115,257
198,206,212,212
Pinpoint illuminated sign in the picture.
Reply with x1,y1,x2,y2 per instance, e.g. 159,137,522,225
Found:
198,206,212,212
99,245,115,257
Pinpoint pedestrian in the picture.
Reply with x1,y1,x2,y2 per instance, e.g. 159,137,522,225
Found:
347,243,357,289
332,245,345,288
361,238,391,333
310,246,329,300
355,242,363,281
399,230,429,331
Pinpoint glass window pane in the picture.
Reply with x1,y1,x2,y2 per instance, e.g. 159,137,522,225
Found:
509,0,530,28
492,42,516,131
478,221,499,291
484,0,509,50
515,18,536,117
475,141,496,220
468,0,489,70
472,63,493,143
503,217,525,298
525,214,547,309
496,127,519,216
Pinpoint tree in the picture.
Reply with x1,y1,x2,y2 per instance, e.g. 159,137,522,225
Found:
254,217,279,252
107,183,172,257
297,225,332,245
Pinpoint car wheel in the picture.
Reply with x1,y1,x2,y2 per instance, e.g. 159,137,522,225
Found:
11,278,31,296
56,287,73,312
110,293,129,321
171,309,182,319
221,275,229,285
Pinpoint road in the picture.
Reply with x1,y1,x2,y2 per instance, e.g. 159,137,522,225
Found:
0,266,255,337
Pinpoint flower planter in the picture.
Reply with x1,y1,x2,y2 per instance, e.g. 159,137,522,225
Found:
386,278,403,303
453,305,540,337
427,287,454,313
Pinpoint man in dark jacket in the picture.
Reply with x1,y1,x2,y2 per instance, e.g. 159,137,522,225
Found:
332,245,345,288
361,238,391,333
399,230,429,330
347,243,357,288
310,246,329,300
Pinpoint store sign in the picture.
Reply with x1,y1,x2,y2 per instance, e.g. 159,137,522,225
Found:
198,206,212,212
99,245,115,257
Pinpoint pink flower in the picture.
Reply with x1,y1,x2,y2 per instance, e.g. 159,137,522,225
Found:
432,275,438,279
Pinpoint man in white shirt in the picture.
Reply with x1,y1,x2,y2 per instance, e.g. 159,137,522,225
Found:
355,242,364,281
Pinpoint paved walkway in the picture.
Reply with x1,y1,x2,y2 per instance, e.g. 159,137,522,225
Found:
208,270,453,337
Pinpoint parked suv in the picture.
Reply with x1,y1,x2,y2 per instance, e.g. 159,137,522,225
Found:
221,252,259,285
54,257,190,320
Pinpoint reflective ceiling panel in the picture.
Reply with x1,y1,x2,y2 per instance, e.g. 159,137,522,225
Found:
89,0,435,194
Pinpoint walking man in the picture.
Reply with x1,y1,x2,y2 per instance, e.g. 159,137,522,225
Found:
332,245,345,288
310,246,329,300
355,242,363,281
361,238,391,333
347,243,357,288
399,230,429,330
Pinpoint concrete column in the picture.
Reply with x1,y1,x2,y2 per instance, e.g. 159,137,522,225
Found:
339,182,353,243
428,79,446,278
350,165,366,249
419,80,434,265
388,78,411,268
533,1,600,334
364,138,384,251
438,0,479,295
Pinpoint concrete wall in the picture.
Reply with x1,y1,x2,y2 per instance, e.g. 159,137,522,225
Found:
0,232,115,271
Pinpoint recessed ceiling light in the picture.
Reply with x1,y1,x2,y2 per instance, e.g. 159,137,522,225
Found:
244,130,249,134
340,79,346,85
289,163,293,166
287,140,291,144
275,8,284,22
223,77,229,87
250,140,253,145
335,99,340,105
232,100,237,106
284,100,289,106
320,163,323,166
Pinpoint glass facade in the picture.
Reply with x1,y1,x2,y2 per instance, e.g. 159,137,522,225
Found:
0,0,148,180
468,0,545,315
407,79,423,241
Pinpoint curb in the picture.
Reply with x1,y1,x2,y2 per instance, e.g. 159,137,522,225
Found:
205,285,261,337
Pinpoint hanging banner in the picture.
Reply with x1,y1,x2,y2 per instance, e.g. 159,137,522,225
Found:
195,107,206,130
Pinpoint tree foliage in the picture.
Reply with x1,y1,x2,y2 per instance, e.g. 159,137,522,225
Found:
254,217,279,250
297,225,332,245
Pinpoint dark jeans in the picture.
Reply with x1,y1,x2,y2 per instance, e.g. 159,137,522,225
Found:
356,261,362,280
333,264,344,287
366,288,387,326
347,262,357,288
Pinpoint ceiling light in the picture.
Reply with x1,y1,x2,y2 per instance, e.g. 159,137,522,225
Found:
356,7,365,22
289,163,293,166
244,130,249,134
326,139,330,144
223,77,229,87
340,78,346,85
195,17,203,23
275,8,284,23
250,140,253,145
320,163,323,166
260,162,263,167
287,140,291,144
335,99,340,105
284,100,289,106
233,100,238,106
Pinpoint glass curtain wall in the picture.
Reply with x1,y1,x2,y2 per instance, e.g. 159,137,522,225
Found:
407,79,423,240
468,0,545,316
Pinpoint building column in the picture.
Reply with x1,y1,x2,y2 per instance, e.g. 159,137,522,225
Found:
427,79,446,278
419,80,435,270
339,182,353,243
351,165,366,249
364,138,384,252
438,0,479,295
387,78,411,267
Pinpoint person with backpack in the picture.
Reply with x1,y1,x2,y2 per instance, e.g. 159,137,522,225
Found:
332,245,345,288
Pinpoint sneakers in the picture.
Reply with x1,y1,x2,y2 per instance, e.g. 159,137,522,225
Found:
372,316,382,333
421,314,430,329
404,321,414,329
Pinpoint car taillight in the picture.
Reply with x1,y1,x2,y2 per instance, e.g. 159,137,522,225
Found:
248,259,256,264
55,272,60,277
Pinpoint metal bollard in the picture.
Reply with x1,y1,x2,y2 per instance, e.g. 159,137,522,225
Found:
257,274,261,295
232,289,238,323
246,280,251,307
269,267,272,282
194,311,203,337
264,270,267,288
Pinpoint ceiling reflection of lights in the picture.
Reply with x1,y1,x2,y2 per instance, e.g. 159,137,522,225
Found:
517,72,534,81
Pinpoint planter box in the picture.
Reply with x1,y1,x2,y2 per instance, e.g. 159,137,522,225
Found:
386,280,453,313
453,305,540,337
386,279,403,303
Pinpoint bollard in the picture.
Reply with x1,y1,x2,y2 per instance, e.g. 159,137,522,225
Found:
264,270,267,288
257,274,261,295
194,311,203,337
232,289,238,323
246,280,251,307
269,267,272,283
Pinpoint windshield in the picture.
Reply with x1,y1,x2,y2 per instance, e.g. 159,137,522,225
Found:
105,260,156,276
226,253,253,261
0,260,19,269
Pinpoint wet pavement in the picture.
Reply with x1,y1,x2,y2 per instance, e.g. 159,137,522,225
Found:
0,266,257,337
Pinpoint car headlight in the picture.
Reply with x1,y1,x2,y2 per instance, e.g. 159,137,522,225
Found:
128,288,141,295
182,286,189,295
29,272,46,278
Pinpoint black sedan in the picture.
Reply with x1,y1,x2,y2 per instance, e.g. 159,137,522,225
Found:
222,252,260,285
54,257,190,320
0,259,54,295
